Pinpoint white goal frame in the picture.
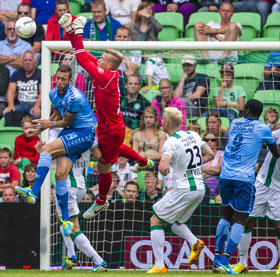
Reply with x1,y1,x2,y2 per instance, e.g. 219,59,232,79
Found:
40,40,280,270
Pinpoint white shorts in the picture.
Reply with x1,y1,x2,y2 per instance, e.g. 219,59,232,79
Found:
56,187,86,218
153,189,205,225
249,180,280,222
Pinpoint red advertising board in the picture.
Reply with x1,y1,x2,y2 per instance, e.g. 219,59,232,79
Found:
124,236,278,270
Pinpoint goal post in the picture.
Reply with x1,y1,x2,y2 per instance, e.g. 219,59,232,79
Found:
40,40,280,271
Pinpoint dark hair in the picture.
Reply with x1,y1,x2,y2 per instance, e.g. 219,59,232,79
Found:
22,163,37,187
57,64,72,79
55,0,69,8
244,99,263,118
18,3,31,11
0,147,12,157
116,26,130,35
125,181,139,191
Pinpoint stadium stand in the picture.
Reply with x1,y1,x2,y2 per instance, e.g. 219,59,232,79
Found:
263,13,280,39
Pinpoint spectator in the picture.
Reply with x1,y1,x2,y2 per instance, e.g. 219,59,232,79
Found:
50,184,56,203
1,186,17,203
21,163,37,188
256,51,280,91
174,54,210,117
139,171,162,202
17,3,45,65
123,181,139,203
13,116,40,170
194,2,242,62
264,108,279,130
153,0,200,26
45,0,76,42
0,0,22,21
205,111,229,150
120,73,150,130
0,19,32,77
198,0,224,12
203,64,245,122
0,64,10,118
151,78,186,130
115,27,142,80
30,0,56,25
272,0,280,13
111,156,137,193
232,0,270,29
187,121,201,135
0,148,21,194
132,106,166,171
3,50,41,120
83,189,95,202
202,132,223,202
104,0,141,27
107,172,122,200
83,0,122,41
142,57,169,93
129,1,162,41
51,51,86,93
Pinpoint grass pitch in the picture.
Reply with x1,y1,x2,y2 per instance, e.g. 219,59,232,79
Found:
0,270,277,277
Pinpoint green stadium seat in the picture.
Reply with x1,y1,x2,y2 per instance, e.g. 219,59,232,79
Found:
155,12,184,41
76,12,92,20
166,63,183,83
69,1,81,16
185,12,220,38
140,85,160,103
0,143,12,151
263,13,280,39
231,12,261,41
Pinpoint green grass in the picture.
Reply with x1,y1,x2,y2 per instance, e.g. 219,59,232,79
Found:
0,270,277,277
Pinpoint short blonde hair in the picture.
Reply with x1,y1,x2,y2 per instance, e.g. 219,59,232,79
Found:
164,107,182,128
105,49,123,70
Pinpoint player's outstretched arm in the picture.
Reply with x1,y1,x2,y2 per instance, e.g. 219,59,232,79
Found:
269,144,280,158
159,154,172,176
201,144,215,164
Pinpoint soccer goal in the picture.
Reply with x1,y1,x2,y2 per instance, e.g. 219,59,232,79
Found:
41,40,280,271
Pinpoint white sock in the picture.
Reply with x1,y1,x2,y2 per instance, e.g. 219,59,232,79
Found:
72,231,103,265
171,223,197,246
238,231,252,266
150,227,165,269
60,225,76,258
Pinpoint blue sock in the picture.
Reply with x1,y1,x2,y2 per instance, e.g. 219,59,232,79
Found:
215,218,230,252
31,152,52,196
56,179,69,221
224,223,245,258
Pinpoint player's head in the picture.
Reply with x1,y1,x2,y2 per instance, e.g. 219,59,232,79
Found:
56,64,72,92
17,3,31,18
99,49,123,71
2,186,17,203
244,99,263,118
115,26,130,41
162,107,182,133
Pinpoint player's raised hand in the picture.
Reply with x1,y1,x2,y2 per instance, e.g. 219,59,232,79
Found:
73,16,86,36
58,13,74,34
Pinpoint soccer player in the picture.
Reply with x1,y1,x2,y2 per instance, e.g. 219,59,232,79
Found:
15,64,97,236
212,99,280,274
233,127,280,274
58,13,153,220
147,107,214,273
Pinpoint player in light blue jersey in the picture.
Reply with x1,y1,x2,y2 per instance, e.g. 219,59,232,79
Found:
213,99,280,274
16,64,97,237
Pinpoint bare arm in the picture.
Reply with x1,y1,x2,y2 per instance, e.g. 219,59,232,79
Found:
0,11,17,21
269,144,280,159
215,82,227,108
3,82,17,114
123,56,138,72
142,75,153,93
201,144,214,164
187,86,206,101
174,72,187,97
31,8,36,19
227,96,245,111
49,109,62,121
203,154,222,176
153,136,166,160
159,154,171,176
32,42,42,53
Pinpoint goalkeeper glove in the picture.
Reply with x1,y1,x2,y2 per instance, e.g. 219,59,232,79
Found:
58,13,74,34
73,16,87,36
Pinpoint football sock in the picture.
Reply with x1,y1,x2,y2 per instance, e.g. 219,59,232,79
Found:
215,218,230,253
56,179,69,221
150,225,165,269
171,223,197,246
32,152,52,196
119,144,148,167
238,229,252,266
72,231,103,265
96,172,112,205
59,224,76,258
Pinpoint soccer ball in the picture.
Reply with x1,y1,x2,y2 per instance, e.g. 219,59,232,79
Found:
15,17,37,38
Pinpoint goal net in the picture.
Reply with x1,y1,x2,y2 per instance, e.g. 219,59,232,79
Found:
41,41,280,271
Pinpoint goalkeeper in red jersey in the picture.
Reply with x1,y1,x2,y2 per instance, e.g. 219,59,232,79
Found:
58,13,154,219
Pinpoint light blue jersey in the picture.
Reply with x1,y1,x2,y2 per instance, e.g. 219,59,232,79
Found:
49,85,96,128
221,117,276,183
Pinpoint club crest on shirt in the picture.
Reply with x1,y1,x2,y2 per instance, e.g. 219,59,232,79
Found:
134,103,141,110
62,100,66,107
98,67,104,74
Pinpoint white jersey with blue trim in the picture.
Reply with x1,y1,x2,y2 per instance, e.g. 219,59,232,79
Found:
221,117,276,183
162,130,206,191
49,85,97,129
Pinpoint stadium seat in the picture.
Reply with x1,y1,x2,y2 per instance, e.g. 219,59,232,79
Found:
185,12,220,38
254,90,280,110
69,1,81,16
166,63,183,83
76,12,92,20
231,12,261,41
263,13,280,39
140,85,160,102
0,143,12,151
155,12,184,41
196,116,230,133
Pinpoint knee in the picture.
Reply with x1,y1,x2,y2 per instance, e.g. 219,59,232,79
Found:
150,214,160,226
227,23,239,34
55,171,68,180
195,22,205,31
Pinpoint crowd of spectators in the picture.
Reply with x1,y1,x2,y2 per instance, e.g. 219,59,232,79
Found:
0,0,280,204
